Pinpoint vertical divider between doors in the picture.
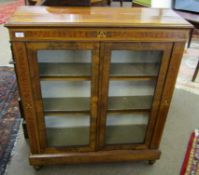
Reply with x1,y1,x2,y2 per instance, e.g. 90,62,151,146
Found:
96,42,104,150
90,42,100,151
97,42,111,149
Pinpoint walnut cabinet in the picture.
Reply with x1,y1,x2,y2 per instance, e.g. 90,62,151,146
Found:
5,6,192,166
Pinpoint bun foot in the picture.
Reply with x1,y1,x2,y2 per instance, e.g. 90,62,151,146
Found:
33,165,43,171
148,160,156,165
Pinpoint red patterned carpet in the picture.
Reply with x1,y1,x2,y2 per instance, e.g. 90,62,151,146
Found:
0,67,20,175
0,0,24,24
180,130,199,175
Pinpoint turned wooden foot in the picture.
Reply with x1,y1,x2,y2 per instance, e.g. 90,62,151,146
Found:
33,165,43,171
148,160,156,165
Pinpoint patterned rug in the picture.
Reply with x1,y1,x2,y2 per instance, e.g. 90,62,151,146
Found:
176,37,199,95
180,130,199,175
0,67,20,175
0,0,24,24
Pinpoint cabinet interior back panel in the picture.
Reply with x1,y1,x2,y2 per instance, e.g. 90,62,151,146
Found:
37,50,91,63
109,80,156,96
41,81,91,97
111,51,162,63
45,114,90,128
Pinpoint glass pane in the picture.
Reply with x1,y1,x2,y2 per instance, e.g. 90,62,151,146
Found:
36,49,92,148
45,114,90,147
41,81,90,112
37,50,91,77
108,80,156,111
105,113,148,144
41,81,90,98
110,50,162,77
38,50,91,63
105,49,162,146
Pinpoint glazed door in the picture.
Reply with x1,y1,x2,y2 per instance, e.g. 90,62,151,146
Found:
98,42,173,150
26,42,99,153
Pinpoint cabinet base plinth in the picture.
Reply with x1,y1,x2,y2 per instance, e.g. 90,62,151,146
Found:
29,149,161,166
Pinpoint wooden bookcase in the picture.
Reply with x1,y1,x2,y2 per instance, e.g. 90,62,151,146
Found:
5,6,192,167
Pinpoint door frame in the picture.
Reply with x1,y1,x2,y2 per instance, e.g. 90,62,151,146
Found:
26,41,100,153
97,42,173,150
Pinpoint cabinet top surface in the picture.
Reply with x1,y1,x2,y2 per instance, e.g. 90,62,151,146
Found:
5,6,192,28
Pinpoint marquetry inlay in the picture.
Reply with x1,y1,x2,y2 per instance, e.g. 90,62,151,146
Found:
10,29,188,42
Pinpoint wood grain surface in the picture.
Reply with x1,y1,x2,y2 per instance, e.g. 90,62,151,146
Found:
5,6,192,28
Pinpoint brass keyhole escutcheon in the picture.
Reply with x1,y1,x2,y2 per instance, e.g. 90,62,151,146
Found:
164,100,169,106
97,31,106,38
25,103,32,109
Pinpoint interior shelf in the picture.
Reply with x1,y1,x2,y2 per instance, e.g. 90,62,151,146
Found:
108,96,153,111
39,63,91,79
43,97,90,113
39,63,159,80
110,63,159,78
43,96,152,113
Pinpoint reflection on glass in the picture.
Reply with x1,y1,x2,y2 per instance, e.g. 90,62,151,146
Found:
110,50,162,77
36,50,92,148
41,81,90,98
108,80,155,111
45,114,90,147
111,50,162,63
109,80,155,97
40,81,91,112
37,50,91,77
38,50,91,63
105,113,148,144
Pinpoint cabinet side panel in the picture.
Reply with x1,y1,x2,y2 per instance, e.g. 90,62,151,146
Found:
150,42,186,149
12,42,40,153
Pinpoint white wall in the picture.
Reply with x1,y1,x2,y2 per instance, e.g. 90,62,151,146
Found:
0,25,11,66
152,0,172,8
